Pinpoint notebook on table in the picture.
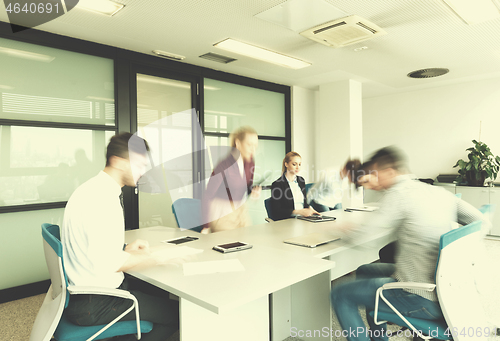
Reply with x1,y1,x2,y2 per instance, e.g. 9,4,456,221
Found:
297,215,336,223
284,232,341,248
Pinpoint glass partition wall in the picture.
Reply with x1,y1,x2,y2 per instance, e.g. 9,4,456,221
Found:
0,37,116,290
136,74,197,228
136,77,288,228
0,29,290,295
202,79,286,225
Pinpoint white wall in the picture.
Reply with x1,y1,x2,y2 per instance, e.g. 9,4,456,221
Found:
363,78,500,179
316,81,351,173
291,86,317,182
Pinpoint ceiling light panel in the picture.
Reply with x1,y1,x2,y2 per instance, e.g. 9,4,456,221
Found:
442,0,500,25
77,0,125,16
213,38,311,69
152,50,186,61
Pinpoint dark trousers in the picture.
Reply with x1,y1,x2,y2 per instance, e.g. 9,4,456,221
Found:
379,241,397,263
65,276,179,341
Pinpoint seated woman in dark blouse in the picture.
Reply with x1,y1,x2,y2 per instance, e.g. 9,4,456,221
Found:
270,151,319,221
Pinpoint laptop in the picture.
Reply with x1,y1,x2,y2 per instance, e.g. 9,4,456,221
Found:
297,215,336,223
284,232,341,248
344,205,378,212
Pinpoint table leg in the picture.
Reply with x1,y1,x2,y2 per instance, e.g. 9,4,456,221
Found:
290,270,332,341
179,296,269,341
270,286,291,341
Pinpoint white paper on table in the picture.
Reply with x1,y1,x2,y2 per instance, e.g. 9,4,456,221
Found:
183,259,245,276
151,246,203,261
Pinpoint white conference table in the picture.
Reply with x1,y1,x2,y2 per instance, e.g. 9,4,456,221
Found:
125,208,394,341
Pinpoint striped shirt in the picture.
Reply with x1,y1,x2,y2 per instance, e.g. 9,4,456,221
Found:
350,175,488,301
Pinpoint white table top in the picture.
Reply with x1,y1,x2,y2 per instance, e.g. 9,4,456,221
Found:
202,209,393,259
125,226,335,314
124,207,391,314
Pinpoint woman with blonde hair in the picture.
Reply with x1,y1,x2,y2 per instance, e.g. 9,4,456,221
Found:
270,151,319,221
202,126,261,233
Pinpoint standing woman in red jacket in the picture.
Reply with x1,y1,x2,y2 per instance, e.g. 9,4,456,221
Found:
202,126,261,233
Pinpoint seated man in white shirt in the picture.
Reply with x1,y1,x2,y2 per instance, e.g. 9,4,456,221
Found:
62,132,178,341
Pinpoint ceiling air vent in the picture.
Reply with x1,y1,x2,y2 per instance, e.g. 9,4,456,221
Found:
407,68,449,78
300,15,387,48
199,53,236,64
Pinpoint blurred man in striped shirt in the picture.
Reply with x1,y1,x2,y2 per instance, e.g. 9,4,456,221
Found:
330,146,488,341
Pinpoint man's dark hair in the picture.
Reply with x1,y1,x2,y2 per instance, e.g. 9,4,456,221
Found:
344,159,361,174
368,146,408,172
343,159,361,183
354,161,375,188
105,132,150,166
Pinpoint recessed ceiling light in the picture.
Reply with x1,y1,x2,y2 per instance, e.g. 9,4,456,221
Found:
354,46,369,52
442,0,500,25
77,0,124,16
213,38,311,69
407,68,449,78
152,50,186,61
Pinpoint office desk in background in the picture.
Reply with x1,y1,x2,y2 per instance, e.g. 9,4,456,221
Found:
125,209,393,341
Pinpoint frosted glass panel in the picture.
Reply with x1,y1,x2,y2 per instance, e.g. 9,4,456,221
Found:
203,137,284,187
0,37,114,125
136,74,194,229
254,139,286,187
0,126,114,206
0,208,63,290
204,79,285,137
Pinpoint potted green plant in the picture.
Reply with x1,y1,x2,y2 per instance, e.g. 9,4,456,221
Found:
453,140,500,186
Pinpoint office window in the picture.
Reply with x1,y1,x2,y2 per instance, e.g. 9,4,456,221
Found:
0,126,114,206
204,78,285,137
0,38,115,209
0,37,114,125
203,136,284,187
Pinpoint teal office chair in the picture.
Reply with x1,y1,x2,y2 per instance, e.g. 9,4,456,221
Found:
172,198,203,232
479,204,495,215
479,204,495,227
30,224,153,341
305,183,314,193
369,221,487,340
264,197,274,222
